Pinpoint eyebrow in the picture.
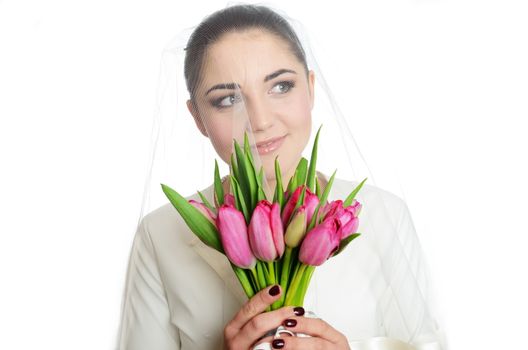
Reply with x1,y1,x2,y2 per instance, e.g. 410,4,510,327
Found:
205,68,297,96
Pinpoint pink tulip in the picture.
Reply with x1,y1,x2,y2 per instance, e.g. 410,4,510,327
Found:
216,204,256,269
304,191,319,224
318,199,361,239
336,209,359,239
320,200,344,221
248,200,284,261
348,199,362,217
224,193,236,207
282,185,318,226
284,205,307,248
298,217,341,266
189,200,217,227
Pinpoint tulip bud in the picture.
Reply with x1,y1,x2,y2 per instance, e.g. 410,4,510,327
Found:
284,206,307,248
299,218,340,266
282,185,318,226
304,192,319,224
224,193,236,207
348,199,362,217
216,204,256,269
281,185,303,226
248,200,284,261
189,199,217,227
337,212,359,240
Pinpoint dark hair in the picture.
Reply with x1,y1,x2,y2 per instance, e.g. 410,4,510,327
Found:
184,4,309,102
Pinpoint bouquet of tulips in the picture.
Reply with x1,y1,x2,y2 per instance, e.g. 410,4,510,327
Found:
161,126,366,310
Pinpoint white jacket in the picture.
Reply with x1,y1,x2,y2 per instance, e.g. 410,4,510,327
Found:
116,173,446,350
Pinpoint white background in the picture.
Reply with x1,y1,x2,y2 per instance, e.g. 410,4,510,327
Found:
1,0,527,349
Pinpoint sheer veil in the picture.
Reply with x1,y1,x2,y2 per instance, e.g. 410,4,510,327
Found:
117,2,445,348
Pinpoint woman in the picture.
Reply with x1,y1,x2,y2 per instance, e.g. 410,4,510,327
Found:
116,4,445,350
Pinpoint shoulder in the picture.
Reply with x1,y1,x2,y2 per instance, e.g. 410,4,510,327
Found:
138,184,213,246
332,177,408,223
332,177,405,208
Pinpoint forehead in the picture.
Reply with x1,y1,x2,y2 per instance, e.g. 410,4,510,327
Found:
201,29,300,85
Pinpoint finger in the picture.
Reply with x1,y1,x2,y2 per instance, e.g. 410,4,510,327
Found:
250,335,274,350
228,284,282,331
271,336,334,349
279,316,345,344
238,306,300,342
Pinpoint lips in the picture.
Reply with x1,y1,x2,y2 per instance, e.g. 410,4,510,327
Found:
256,135,286,147
254,135,287,155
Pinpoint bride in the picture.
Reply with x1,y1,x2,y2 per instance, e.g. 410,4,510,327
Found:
116,4,446,350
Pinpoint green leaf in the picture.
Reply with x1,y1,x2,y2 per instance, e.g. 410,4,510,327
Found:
230,153,239,181
256,167,267,201
234,139,254,210
295,158,308,187
333,233,361,257
315,176,322,198
308,169,337,231
161,183,223,253
343,177,368,207
306,125,322,192
214,159,224,207
273,156,284,208
286,175,297,194
244,151,258,209
197,190,215,213
230,175,250,223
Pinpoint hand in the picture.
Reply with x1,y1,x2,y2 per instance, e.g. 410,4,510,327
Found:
223,284,305,350
269,315,351,349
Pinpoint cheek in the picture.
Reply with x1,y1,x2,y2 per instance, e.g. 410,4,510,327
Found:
203,118,236,163
203,115,251,165
276,92,312,139
276,90,311,125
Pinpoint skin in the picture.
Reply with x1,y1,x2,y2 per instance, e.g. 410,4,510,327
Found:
223,285,350,349
187,29,347,349
186,28,315,199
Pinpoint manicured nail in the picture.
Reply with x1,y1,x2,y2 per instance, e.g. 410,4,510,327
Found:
272,339,285,349
284,318,297,327
269,285,280,296
293,306,305,316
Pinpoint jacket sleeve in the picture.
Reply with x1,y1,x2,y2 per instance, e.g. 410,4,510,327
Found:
116,217,181,350
346,198,447,350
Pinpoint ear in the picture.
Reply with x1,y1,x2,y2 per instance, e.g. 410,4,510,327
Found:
308,70,315,110
187,99,208,138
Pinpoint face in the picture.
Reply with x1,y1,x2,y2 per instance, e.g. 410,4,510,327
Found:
187,28,315,181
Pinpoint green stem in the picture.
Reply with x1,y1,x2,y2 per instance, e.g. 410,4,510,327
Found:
279,246,293,306
267,261,276,285
295,265,315,306
250,267,259,291
256,261,267,291
284,263,308,305
232,264,255,298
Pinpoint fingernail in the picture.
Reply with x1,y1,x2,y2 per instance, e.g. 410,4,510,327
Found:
269,285,280,296
293,306,305,316
283,318,297,327
272,339,285,349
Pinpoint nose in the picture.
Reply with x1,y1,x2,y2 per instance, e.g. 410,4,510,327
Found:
245,95,274,132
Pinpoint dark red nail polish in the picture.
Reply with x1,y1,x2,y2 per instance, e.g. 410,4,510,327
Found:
269,285,280,296
272,339,285,349
293,306,305,316
284,318,297,327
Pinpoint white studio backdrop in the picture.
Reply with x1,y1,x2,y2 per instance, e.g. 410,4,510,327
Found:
0,0,527,349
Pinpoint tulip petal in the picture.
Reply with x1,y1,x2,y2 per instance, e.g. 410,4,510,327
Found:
217,205,256,269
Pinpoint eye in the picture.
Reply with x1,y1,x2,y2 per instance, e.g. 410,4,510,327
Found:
213,94,242,108
269,80,295,94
